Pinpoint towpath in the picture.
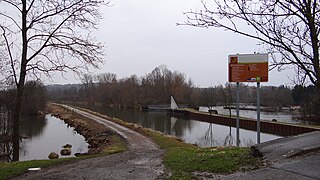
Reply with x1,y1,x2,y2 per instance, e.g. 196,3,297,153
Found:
13,104,165,180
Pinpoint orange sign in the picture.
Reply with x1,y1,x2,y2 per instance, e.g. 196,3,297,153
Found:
228,54,268,82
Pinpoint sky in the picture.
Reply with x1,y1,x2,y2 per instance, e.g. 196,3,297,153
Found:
50,0,295,87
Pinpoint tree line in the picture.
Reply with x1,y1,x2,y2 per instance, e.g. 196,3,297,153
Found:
48,65,193,107
47,65,317,115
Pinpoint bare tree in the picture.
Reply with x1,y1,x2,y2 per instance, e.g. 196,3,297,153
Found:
81,73,95,104
218,83,233,118
201,86,218,113
183,0,319,112
0,0,106,161
22,80,47,115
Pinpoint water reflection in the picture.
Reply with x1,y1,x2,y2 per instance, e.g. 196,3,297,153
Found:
224,126,233,146
20,115,47,138
19,115,88,161
185,120,277,147
198,123,218,147
80,105,281,147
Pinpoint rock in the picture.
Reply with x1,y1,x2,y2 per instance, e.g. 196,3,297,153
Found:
272,119,278,122
60,148,72,156
62,144,72,148
48,152,59,159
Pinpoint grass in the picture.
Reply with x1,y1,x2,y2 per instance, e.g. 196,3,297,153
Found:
143,128,258,179
164,147,257,179
103,135,127,154
0,158,73,180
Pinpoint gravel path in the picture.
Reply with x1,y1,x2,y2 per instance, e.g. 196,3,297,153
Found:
13,105,165,180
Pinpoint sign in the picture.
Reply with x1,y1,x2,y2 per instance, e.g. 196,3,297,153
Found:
228,54,268,82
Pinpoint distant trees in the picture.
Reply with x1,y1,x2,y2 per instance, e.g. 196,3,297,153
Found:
260,85,293,110
47,66,296,113
200,86,219,111
96,73,118,105
292,85,319,118
81,74,95,105
141,65,193,105
21,81,47,115
47,66,194,107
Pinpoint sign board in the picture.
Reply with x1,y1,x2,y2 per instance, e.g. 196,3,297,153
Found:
228,54,268,82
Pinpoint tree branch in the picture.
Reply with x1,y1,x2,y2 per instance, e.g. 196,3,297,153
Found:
1,26,18,85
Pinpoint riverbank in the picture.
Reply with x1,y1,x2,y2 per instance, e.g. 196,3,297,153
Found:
46,104,127,155
3,103,261,179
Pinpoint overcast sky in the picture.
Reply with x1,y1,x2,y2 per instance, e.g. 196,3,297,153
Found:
52,0,295,87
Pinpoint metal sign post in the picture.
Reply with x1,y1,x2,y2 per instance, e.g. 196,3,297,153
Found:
236,82,240,147
257,82,261,144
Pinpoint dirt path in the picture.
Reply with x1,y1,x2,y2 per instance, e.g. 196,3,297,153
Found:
13,105,165,180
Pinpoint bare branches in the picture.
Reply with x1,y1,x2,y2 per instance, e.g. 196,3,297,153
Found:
0,0,107,84
1,26,18,85
182,0,319,87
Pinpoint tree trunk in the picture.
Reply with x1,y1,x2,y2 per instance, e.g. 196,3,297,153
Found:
12,86,24,161
12,0,28,161
315,82,320,118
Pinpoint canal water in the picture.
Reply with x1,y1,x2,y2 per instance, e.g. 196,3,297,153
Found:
19,114,88,161
79,105,282,147
201,106,319,125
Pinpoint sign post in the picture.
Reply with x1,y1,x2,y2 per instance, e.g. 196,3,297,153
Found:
236,82,240,147
257,82,261,144
228,53,268,146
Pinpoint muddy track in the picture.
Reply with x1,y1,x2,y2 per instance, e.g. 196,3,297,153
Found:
13,105,165,180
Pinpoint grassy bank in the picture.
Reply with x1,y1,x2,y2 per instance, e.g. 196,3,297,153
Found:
148,131,257,179
75,105,260,179
0,158,73,180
